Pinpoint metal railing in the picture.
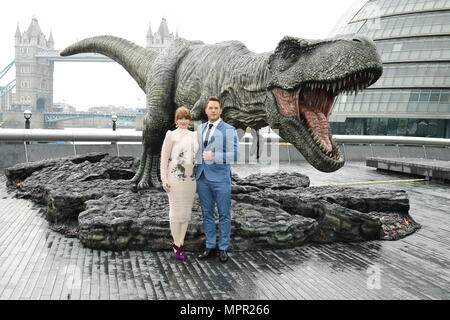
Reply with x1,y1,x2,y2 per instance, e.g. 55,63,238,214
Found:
1,129,448,145
0,128,449,164
0,129,142,162
0,128,142,142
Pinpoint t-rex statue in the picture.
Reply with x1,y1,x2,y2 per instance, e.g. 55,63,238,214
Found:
61,34,383,189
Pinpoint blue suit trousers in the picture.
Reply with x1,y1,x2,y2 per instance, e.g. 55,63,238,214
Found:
197,171,231,250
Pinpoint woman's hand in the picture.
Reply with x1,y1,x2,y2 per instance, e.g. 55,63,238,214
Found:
162,181,171,193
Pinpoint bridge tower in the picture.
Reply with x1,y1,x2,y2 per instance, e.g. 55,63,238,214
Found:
14,16,54,112
146,16,177,51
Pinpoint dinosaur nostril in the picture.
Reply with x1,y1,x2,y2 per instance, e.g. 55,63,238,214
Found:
352,38,362,43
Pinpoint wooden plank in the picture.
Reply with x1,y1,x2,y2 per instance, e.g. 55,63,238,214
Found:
98,250,110,300
154,251,185,299
69,241,85,300
128,251,148,300
7,221,48,300
164,253,195,299
251,250,315,300
16,231,54,299
187,258,223,300
32,232,65,299
80,248,93,300
40,236,68,299
115,250,130,300
198,256,239,300
49,238,74,300
106,251,119,300
238,251,293,299
59,240,80,300
1,164,449,300
121,250,140,299
141,251,165,299
285,247,355,299
89,249,100,300
0,206,47,299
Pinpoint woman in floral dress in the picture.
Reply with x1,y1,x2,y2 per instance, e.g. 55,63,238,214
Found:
160,106,199,260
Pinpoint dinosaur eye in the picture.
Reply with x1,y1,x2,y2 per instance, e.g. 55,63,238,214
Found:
284,48,300,63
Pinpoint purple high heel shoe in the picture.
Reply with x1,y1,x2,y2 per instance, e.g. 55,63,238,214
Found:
170,242,187,260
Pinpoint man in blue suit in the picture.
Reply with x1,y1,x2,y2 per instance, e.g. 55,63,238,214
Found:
195,97,239,262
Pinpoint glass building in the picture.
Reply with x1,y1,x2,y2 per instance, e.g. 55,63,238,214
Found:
328,0,450,138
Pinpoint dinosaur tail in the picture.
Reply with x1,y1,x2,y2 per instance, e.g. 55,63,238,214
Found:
60,35,156,91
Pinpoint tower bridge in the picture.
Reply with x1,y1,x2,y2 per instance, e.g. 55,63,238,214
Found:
0,16,176,128
34,50,113,62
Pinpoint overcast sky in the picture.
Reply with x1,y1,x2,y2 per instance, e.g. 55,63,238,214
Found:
1,0,365,111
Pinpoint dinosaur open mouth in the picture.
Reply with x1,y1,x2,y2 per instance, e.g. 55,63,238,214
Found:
271,69,378,159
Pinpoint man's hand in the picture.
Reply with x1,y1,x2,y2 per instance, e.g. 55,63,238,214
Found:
203,151,215,161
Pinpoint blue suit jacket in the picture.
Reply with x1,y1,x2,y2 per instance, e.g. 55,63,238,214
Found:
195,120,239,183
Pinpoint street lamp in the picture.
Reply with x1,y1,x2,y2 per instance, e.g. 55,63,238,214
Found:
111,113,118,131
23,110,32,129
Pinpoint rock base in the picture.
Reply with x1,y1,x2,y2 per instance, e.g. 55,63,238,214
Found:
4,153,421,251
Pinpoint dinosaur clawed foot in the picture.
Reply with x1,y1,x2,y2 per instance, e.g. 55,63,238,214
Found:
132,153,163,190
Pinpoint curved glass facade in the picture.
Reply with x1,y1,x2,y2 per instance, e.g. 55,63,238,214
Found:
329,0,450,138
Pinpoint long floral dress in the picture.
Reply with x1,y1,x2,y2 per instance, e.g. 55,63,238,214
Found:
160,128,199,222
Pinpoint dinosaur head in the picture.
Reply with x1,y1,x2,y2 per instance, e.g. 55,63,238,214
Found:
266,35,382,172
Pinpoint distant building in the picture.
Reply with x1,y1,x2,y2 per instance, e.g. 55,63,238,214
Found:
146,16,178,51
52,102,76,113
13,15,54,113
6,16,176,113
0,86,14,112
329,0,450,138
88,105,137,114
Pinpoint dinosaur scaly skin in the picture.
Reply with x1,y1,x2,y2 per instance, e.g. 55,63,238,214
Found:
61,34,382,189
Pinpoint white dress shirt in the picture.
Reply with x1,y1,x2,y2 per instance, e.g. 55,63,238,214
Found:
202,118,222,144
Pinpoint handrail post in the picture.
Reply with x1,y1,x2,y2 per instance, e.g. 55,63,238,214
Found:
286,144,291,164
423,145,428,159
23,141,29,163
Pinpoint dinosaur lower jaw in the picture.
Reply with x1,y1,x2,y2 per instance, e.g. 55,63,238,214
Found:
271,86,336,157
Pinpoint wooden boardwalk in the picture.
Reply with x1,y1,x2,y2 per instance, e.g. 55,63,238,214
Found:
0,162,449,300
